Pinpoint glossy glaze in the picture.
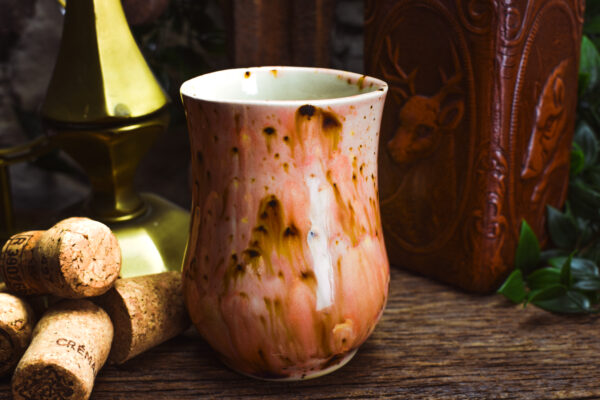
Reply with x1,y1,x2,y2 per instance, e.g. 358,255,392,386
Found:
181,67,389,380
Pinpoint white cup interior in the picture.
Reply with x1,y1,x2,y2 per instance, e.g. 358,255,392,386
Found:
180,67,386,103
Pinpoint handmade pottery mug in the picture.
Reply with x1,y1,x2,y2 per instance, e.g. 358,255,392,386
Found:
180,66,389,380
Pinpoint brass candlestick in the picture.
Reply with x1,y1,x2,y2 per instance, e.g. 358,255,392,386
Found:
41,0,189,277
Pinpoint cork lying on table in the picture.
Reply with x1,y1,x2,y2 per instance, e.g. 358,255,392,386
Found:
95,271,190,364
0,293,35,377
0,231,44,295
0,217,121,298
12,300,113,400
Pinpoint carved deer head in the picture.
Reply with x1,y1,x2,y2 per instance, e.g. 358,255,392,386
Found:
381,37,464,164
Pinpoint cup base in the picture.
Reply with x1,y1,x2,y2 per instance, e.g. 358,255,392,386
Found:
222,348,358,382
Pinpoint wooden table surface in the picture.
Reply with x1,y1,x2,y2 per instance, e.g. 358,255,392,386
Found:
3,128,598,398
2,266,599,399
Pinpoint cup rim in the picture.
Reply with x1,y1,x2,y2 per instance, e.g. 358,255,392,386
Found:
180,66,388,106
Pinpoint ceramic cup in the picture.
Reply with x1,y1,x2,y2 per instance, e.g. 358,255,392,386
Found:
180,66,390,380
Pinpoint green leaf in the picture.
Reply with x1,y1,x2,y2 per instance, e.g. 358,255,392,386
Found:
497,269,527,303
580,74,590,97
574,121,599,168
546,205,578,249
548,256,566,269
540,248,569,261
533,291,592,314
571,142,585,176
548,256,595,280
580,243,600,266
527,284,567,304
515,220,540,274
526,267,561,290
568,179,600,221
567,291,592,311
579,36,600,96
587,290,600,305
583,165,600,190
573,278,600,291
575,217,594,247
570,258,600,279
560,255,573,287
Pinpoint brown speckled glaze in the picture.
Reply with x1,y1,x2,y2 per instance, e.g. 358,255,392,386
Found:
181,67,389,380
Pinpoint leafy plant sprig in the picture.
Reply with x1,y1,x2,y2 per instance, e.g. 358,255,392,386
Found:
497,11,600,314
498,221,600,313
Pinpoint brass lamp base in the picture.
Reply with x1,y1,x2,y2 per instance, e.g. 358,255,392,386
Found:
109,193,190,277
33,0,190,279
1,190,189,279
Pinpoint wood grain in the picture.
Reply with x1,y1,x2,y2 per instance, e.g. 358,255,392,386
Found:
2,266,599,399
224,0,334,67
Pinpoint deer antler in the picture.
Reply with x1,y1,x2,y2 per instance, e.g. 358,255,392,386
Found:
380,35,418,101
435,42,463,101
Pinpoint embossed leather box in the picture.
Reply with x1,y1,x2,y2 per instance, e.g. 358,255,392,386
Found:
365,0,584,292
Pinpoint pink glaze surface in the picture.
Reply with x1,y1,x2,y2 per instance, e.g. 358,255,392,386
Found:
181,67,389,380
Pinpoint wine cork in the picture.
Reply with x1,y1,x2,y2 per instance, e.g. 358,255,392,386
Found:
0,217,121,298
0,231,45,295
95,271,190,364
12,300,113,400
0,293,35,377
